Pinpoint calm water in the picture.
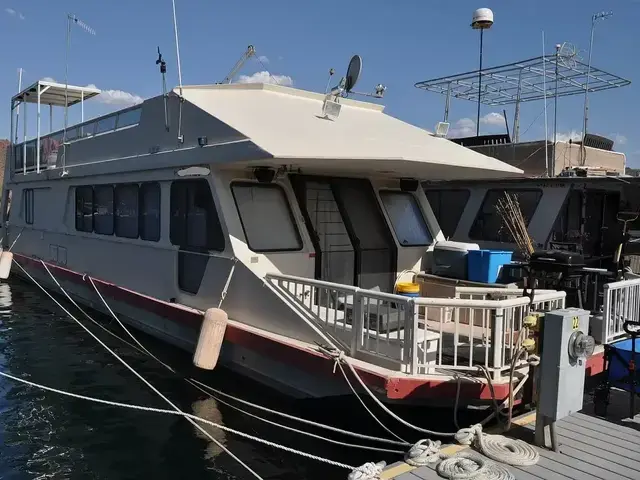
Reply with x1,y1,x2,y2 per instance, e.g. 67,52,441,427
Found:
0,276,468,479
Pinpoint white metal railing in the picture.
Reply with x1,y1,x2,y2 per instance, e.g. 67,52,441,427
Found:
265,273,566,380
602,278,640,344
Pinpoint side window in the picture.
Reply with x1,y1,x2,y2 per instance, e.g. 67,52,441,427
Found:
24,189,34,225
231,183,302,252
75,186,94,232
171,179,225,294
94,185,114,235
170,179,225,250
139,182,161,242
115,184,139,239
425,189,470,239
469,189,542,242
379,191,433,246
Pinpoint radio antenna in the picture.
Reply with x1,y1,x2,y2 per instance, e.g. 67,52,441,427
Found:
156,47,170,131
171,0,184,143
63,13,96,174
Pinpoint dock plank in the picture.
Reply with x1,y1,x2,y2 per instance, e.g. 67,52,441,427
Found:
380,407,640,480
559,415,640,444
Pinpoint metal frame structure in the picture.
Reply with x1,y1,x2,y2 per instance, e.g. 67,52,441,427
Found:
415,55,630,143
10,80,100,175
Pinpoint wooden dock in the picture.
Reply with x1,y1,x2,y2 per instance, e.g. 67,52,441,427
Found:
380,388,640,480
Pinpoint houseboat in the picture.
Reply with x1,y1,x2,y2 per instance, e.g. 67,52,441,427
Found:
3,78,573,408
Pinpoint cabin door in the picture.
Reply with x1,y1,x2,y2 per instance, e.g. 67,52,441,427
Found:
584,190,621,258
291,175,396,292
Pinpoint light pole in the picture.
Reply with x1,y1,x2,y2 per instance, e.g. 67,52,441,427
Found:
582,11,612,146
472,8,494,136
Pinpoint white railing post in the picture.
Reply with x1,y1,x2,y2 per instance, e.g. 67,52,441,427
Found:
351,292,363,357
411,301,419,374
602,283,611,343
491,307,504,380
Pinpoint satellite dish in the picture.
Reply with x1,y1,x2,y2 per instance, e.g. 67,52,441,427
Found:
345,55,362,92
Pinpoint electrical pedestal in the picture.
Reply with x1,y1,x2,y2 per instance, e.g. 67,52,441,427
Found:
535,308,595,451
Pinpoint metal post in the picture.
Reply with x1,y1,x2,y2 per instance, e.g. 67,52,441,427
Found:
15,68,23,145
9,100,15,177
37,83,41,174
583,11,613,165
49,105,53,132
444,82,452,123
513,68,523,143
476,28,484,136
22,103,27,175
81,90,84,122
552,44,560,177
63,14,72,173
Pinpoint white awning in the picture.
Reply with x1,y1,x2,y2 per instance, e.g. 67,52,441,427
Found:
178,83,523,180
13,80,101,107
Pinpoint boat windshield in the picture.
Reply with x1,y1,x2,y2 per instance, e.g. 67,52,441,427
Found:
379,190,432,246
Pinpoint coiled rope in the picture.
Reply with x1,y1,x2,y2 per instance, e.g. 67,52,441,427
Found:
436,451,515,480
405,439,444,466
455,424,539,467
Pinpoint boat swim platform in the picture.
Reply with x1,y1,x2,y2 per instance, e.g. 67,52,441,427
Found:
380,388,640,480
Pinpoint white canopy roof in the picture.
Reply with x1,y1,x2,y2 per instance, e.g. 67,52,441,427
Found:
13,80,101,107
178,83,523,180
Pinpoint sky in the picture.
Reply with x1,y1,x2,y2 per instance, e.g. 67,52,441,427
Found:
1,0,639,165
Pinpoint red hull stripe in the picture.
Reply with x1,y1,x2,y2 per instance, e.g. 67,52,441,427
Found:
15,254,522,402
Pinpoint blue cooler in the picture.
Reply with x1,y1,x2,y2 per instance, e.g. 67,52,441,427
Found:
467,250,513,284
608,338,640,393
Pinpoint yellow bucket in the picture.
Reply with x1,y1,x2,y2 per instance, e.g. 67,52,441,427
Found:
396,282,420,295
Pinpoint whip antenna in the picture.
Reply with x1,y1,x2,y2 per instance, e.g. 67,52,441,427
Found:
156,47,170,131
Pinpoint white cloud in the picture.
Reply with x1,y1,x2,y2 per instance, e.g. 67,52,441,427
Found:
42,76,56,83
555,130,583,143
257,55,269,64
446,112,507,138
5,7,24,19
236,71,293,87
85,84,144,106
612,133,627,145
480,112,505,126
447,118,476,138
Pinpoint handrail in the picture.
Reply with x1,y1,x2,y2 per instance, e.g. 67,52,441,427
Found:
265,272,565,379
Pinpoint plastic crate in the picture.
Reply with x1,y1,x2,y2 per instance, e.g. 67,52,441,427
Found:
467,249,513,284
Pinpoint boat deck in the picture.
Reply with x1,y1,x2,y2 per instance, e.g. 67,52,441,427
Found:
381,388,640,480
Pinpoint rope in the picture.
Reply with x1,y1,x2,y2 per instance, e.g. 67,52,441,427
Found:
436,451,515,480
217,259,237,308
347,461,386,480
86,274,177,374
189,379,409,447
14,260,263,480
454,424,538,467
39,263,403,461
405,439,444,466
0,370,356,471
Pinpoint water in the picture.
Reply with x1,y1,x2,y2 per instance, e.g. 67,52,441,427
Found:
0,277,470,479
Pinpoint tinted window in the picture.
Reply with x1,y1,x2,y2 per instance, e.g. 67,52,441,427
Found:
75,186,93,232
140,182,161,242
115,184,139,239
95,115,117,135
24,189,34,225
232,183,302,252
94,185,114,235
469,189,542,242
170,179,224,250
379,191,432,246
425,189,470,239
117,108,142,128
